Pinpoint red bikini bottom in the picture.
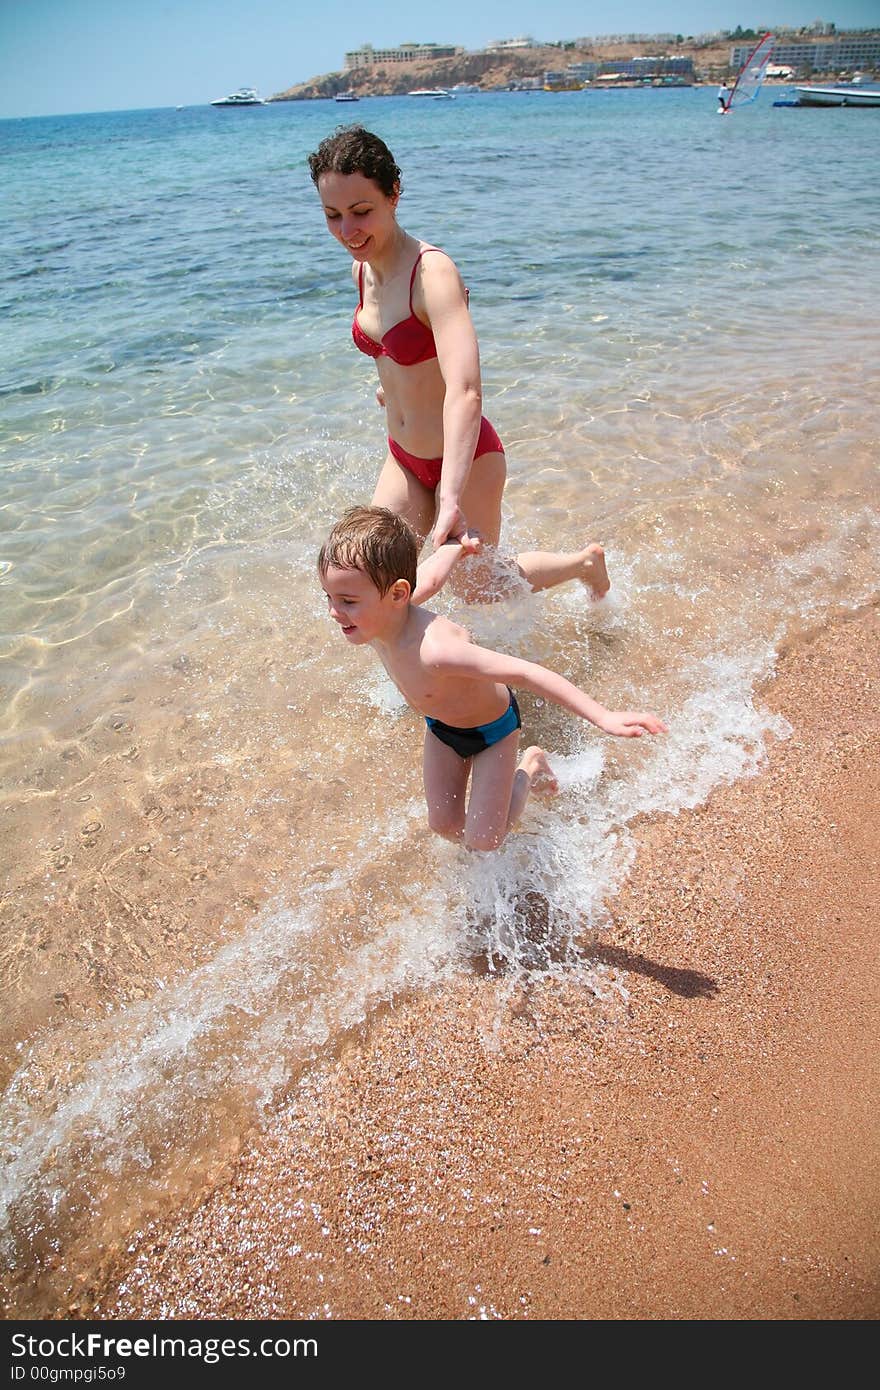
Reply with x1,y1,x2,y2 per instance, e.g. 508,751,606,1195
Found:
388,416,504,491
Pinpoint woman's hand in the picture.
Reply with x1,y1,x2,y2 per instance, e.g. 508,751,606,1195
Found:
432,497,471,549
376,385,386,409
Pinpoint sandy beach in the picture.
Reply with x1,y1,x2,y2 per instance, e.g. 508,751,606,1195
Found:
72,601,878,1322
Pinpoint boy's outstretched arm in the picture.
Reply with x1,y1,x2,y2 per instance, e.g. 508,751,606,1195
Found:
429,635,668,738
411,535,481,606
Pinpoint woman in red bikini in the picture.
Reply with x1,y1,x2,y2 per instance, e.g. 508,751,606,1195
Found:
308,126,609,600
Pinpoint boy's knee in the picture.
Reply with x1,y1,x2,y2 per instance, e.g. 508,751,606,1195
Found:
428,811,465,842
464,827,507,853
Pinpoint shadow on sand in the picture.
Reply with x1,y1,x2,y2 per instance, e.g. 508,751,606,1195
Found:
468,889,719,999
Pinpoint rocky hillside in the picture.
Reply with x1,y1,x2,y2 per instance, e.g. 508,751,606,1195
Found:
270,40,734,101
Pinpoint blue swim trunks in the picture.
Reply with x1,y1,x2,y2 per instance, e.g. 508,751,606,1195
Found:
425,690,522,760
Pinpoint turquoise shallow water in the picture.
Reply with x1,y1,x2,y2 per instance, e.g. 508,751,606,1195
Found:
1,91,879,1314
3,92,878,650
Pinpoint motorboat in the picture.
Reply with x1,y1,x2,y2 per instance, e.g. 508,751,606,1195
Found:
335,91,359,102
408,88,454,99
210,87,266,106
793,84,880,107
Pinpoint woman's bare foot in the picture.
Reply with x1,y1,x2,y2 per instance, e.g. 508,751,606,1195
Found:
519,746,559,796
579,543,610,600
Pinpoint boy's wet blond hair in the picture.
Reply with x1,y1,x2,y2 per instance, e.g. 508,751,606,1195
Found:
318,506,418,596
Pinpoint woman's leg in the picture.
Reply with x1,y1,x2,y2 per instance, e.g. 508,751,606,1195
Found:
456,451,610,602
450,449,509,601
372,452,436,544
515,544,610,597
423,730,471,842
458,450,506,548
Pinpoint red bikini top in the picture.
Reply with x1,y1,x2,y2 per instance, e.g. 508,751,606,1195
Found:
352,248,451,366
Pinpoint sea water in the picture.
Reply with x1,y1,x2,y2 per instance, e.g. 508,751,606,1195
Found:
1,90,878,1313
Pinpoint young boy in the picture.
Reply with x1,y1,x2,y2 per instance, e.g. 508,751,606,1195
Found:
318,507,667,852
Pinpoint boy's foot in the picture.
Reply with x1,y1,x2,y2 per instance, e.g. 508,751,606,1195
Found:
519,746,559,796
579,543,610,600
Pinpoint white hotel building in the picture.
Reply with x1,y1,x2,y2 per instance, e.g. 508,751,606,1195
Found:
731,34,880,73
344,42,462,70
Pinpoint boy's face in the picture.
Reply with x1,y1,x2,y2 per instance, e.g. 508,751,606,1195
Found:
320,564,406,644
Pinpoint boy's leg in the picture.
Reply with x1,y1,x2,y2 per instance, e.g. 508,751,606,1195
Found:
423,730,471,842
463,731,520,851
506,746,558,827
466,738,559,852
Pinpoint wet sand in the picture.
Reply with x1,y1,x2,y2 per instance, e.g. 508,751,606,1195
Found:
79,603,880,1319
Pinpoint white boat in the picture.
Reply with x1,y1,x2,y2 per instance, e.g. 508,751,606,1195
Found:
794,84,880,107
335,91,359,102
210,87,266,107
408,88,454,99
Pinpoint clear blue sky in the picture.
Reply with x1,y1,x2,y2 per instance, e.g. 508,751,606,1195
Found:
1,1,877,118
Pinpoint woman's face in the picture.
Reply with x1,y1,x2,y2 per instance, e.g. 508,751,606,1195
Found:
317,171,399,262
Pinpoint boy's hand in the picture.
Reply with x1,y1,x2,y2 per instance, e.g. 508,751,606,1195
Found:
601,711,668,738
459,531,483,557
411,532,482,606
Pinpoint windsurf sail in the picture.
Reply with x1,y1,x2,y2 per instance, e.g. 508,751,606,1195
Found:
726,32,775,110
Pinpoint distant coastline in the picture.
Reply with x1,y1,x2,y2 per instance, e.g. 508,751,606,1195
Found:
267,32,878,101
268,41,727,102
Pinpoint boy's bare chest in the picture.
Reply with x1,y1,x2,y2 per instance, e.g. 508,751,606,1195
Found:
376,646,443,715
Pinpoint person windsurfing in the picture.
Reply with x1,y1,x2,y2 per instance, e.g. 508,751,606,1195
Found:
721,34,775,115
